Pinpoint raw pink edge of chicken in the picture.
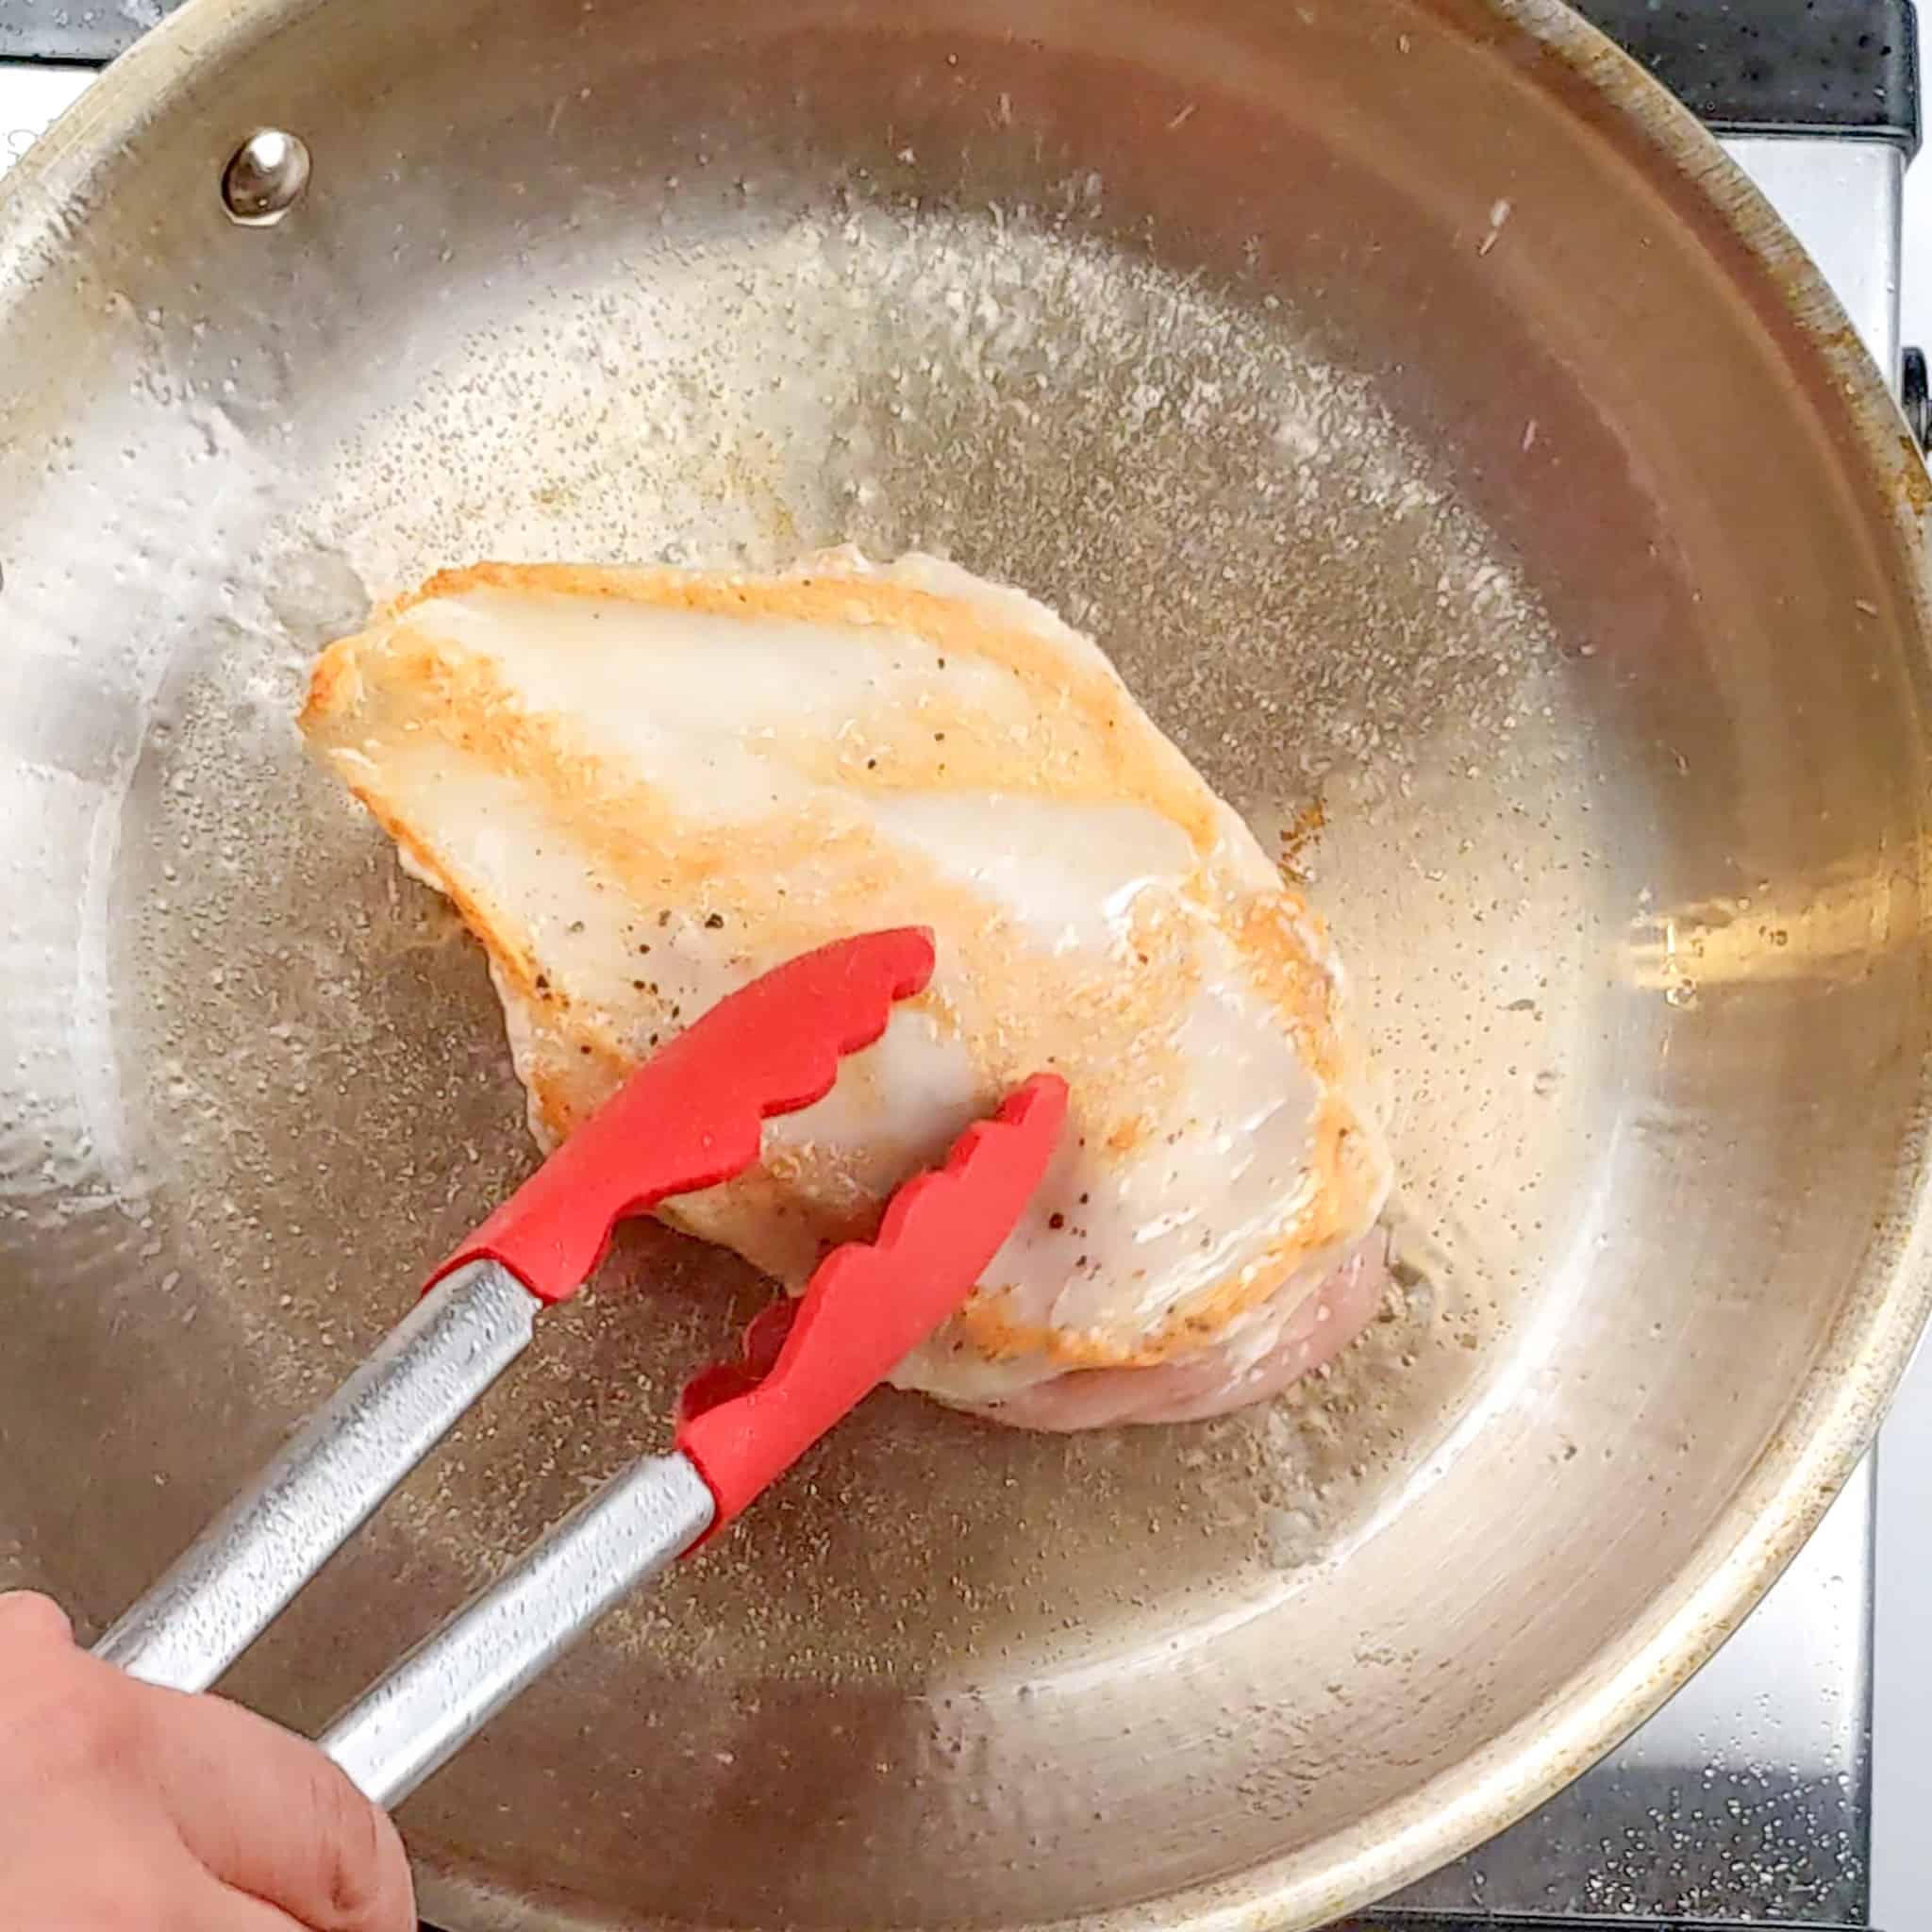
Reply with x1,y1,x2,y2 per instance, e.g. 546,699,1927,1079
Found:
959,1230,1393,1431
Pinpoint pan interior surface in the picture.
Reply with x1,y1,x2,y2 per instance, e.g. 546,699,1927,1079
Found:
1,2,1927,1927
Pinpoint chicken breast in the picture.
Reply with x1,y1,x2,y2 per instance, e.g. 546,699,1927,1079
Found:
300,549,1391,1427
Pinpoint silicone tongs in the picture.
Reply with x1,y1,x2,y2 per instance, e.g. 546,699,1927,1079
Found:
92,928,1064,1808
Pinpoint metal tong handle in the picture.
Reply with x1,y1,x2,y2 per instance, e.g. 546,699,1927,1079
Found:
89,1255,710,1810
93,932,945,1735
317,1451,713,1807
313,1072,1068,1807
91,930,1063,1820
93,1262,537,1693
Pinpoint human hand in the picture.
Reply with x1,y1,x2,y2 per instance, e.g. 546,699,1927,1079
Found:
0,1591,416,1931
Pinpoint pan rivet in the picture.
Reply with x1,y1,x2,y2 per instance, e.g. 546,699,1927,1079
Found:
220,129,311,227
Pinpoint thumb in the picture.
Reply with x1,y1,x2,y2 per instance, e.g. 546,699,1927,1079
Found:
115,1658,415,1932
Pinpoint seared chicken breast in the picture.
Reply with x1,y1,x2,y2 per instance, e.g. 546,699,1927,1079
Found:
301,550,1391,1426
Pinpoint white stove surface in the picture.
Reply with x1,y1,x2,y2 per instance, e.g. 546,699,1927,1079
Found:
1874,1345,1929,1930
3,50,1929,1932
0,56,85,162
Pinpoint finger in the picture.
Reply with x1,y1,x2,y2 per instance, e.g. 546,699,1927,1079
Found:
204,1878,327,1932
117,1672,415,1932
0,1591,75,1650
126,1855,318,1932
2,1832,309,1932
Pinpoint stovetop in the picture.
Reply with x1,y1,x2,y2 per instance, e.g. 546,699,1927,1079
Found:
2,7,1927,1929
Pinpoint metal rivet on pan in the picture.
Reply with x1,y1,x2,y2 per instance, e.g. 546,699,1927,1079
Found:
220,129,311,226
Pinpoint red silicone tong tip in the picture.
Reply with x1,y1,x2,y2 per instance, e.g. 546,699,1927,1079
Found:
432,927,936,1305
675,1071,1068,1529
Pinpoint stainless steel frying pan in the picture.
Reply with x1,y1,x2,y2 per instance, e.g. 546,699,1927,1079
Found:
4,2,1931,1927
